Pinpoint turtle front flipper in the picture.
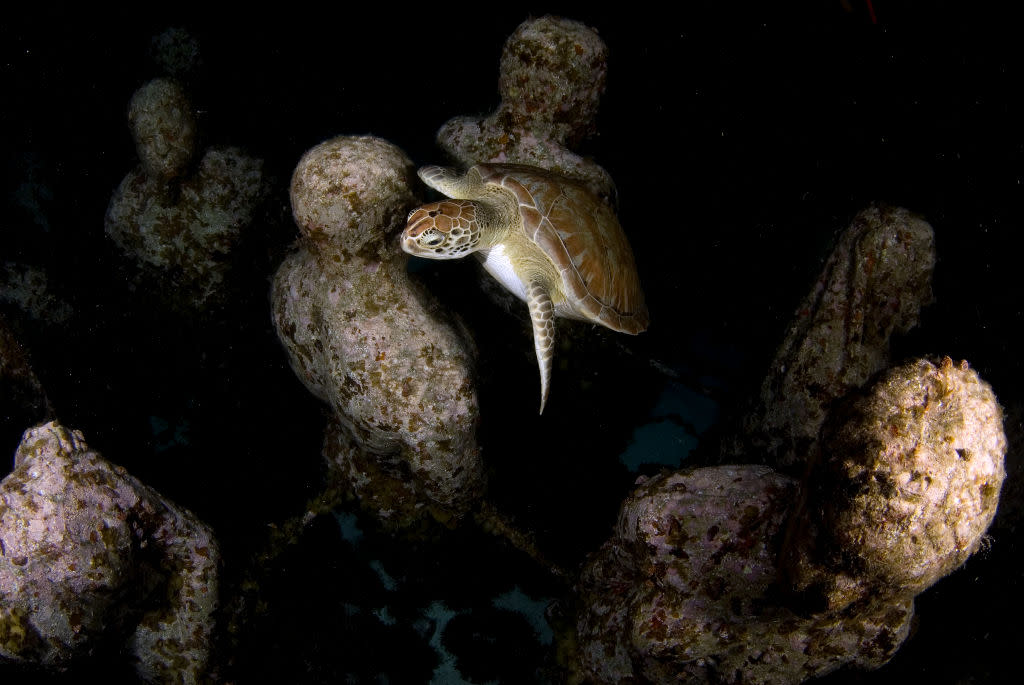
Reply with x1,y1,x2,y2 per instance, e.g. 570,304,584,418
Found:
418,166,481,199
526,279,556,414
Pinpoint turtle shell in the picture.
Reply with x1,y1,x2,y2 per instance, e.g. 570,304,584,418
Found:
476,164,649,334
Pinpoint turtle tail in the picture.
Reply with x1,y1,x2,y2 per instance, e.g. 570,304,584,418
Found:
526,279,555,414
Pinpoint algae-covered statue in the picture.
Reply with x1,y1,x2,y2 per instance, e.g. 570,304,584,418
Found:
272,136,486,527
402,163,648,413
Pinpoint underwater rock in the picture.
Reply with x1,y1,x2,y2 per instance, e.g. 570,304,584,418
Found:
435,16,615,202
782,356,1006,610
271,135,485,526
573,357,1005,684
742,205,936,471
0,421,219,683
105,78,266,309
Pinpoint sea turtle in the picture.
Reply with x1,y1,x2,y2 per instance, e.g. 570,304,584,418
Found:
401,163,648,413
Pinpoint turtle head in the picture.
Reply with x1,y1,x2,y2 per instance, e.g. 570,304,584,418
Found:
401,200,483,260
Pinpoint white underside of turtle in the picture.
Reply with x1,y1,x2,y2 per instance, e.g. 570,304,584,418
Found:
479,246,587,321
479,245,528,303
402,163,648,413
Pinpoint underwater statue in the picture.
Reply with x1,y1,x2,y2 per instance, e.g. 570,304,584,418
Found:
0,422,219,682
272,135,486,527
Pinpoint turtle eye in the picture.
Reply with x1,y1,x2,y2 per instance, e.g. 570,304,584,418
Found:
421,229,445,247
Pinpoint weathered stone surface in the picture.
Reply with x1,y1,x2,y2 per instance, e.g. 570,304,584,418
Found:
783,357,1006,610
436,16,615,203
742,205,936,471
272,135,485,526
574,358,1005,683
105,78,266,309
0,422,219,683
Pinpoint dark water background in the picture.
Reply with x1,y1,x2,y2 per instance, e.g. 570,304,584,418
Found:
2,2,1021,682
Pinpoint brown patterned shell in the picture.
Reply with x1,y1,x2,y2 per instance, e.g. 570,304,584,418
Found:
477,164,648,334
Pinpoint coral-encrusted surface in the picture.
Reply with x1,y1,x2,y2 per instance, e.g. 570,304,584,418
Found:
740,206,936,472
575,465,913,684
126,79,196,181
575,357,1006,684
784,357,1006,609
105,78,266,309
272,136,485,525
436,15,615,202
0,422,218,683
